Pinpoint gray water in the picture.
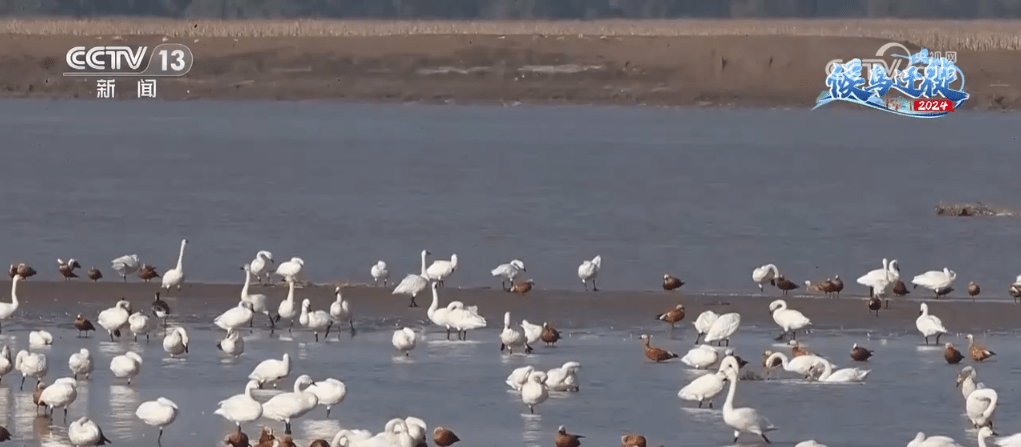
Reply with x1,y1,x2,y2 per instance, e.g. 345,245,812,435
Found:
0,101,1019,295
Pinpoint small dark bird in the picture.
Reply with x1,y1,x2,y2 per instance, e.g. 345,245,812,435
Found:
662,274,684,291
774,276,799,295
541,323,561,346
138,264,160,282
639,334,678,362
967,281,980,300
0,425,10,442
11,264,36,280
945,342,964,364
510,279,534,295
309,439,330,447
830,275,844,298
224,430,249,447
433,427,460,447
1011,284,1021,304
58,259,81,280
934,286,954,299
655,304,685,328
555,426,584,447
850,343,873,361
152,292,171,327
892,279,910,296
868,296,882,316
74,314,95,337
87,267,102,282
257,426,275,446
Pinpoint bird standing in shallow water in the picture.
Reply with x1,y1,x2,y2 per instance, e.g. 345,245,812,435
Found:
662,274,684,291
966,334,995,361
945,343,964,364
74,315,95,337
510,279,534,295
774,276,799,295
850,344,873,362
639,334,678,362
556,426,584,447
968,281,980,300
868,296,882,316
656,304,685,328
58,259,81,280
87,267,102,282
541,323,560,346
224,430,249,447
138,264,160,283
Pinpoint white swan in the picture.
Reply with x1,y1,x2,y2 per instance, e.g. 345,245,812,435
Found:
214,301,255,332
492,259,526,291
110,254,140,282
721,356,776,443
521,370,549,414
992,427,1021,447
795,441,828,447
765,352,829,379
162,326,190,358
308,377,347,417
371,261,389,287
392,327,417,356
300,298,333,342
39,377,78,421
912,267,957,296
678,367,728,408
704,312,741,347
128,311,155,342
577,255,601,291
957,366,978,399
872,259,900,299
276,278,297,331
521,320,543,345
15,350,47,390
68,348,92,380
68,416,112,447
426,253,458,287
248,250,274,283
857,258,891,296
330,287,354,332
274,257,305,284
752,264,780,292
135,397,178,442
426,283,454,339
693,310,719,344
506,365,534,391
916,303,948,345
97,298,131,341
249,353,290,389
546,361,581,392
393,250,432,307
109,351,142,384
29,330,53,347
500,312,530,354
0,346,10,383
261,374,318,435
966,387,998,429
241,265,274,327
217,329,245,357
908,432,963,447
331,429,376,447
0,276,20,333
769,299,811,340
681,344,720,369
445,292,487,341
809,357,870,383
405,417,428,447
215,380,262,433
161,238,188,291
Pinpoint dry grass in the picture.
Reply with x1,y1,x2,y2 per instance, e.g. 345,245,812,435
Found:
2,18,1021,50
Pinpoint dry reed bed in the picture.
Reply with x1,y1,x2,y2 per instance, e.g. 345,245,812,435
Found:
2,18,1021,50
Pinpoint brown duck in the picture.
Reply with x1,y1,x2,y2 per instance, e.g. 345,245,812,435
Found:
555,426,584,447
967,281,980,300
944,343,965,364
655,304,685,328
868,296,882,316
662,274,684,291
510,279,534,295
87,267,103,282
1011,284,1021,304
11,264,36,280
0,425,10,442
224,430,249,447
850,343,873,362
966,334,995,361
774,276,799,295
790,341,811,358
830,275,844,297
58,259,81,280
32,382,46,414
75,314,96,337
541,323,561,346
622,434,663,447
138,264,161,283
433,427,460,447
639,334,678,362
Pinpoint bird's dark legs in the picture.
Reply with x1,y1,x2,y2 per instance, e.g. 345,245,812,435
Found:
762,434,771,443
592,280,598,292
694,333,702,345
923,336,929,345
936,334,942,344
409,296,418,308
284,422,292,435
446,328,451,340
19,376,24,390
725,339,730,347
583,282,588,292
697,401,703,408
109,332,114,342
709,401,713,409
774,331,786,341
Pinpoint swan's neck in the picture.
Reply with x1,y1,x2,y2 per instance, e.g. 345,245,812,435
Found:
241,271,251,298
10,280,17,306
286,283,295,303
420,252,428,276
771,265,779,277
175,242,186,270
979,433,989,447
723,374,737,412
245,385,255,400
335,292,343,303
817,360,832,380
428,288,439,316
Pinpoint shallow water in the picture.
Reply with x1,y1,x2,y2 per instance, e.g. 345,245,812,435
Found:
0,102,1018,294
0,304,1018,447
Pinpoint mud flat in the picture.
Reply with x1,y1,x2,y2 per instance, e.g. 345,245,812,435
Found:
0,19,1019,109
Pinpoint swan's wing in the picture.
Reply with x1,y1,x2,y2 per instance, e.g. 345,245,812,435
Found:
927,315,947,331
392,275,427,295
994,433,1021,447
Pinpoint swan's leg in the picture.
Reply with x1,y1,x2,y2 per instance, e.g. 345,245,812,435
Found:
725,338,730,347
733,431,740,443
583,280,588,291
326,406,332,417
529,405,534,414
697,400,703,408
791,331,797,340
708,401,713,408
446,328,451,340
63,408,68,423
592,280,598,292
19,375,24,390
134,334,138,342
324,322,332,340
525,343,533,354
761,433,771,443
923,336,929,345
694,333,702,345
885,299,889,309
935,333,942,344
284,420,292,435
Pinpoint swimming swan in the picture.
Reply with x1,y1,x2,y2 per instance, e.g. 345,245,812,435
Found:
308,377,347,417
300,299,333,342
808,357,870,383
249,353,290,389
966,387,998,429
769,300,811,341
492,260,526,291
752,264,780,292
704,312,741,347
370,261,389,287
135,397,178,443
215,380,262,433
393,250,432,307
161,239,188,291
693,310,719,345
577,255,601,291
261,374,318,435
721,356,776,443
426,254,458,287
916,303,948,345
0,276,21,333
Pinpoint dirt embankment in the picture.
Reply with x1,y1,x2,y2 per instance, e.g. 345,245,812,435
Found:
1,19,1019,109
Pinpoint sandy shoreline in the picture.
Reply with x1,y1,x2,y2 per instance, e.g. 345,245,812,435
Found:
15,280,1020,334
1,19,1019,109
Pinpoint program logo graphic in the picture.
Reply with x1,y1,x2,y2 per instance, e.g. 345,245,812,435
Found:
815,42,968,118
64,43,193,77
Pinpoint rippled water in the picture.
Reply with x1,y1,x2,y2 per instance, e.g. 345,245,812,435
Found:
0,101,1018,294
